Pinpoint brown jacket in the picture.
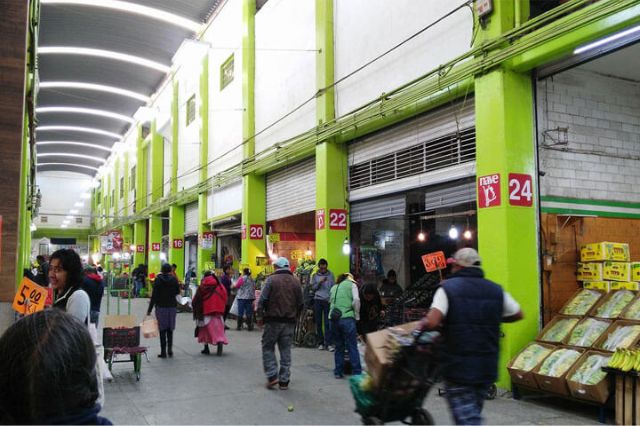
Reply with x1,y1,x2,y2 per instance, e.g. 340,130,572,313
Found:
258,269,303,323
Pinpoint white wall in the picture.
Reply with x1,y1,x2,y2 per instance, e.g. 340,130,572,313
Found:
177,62,202,191
207,180,243,219
335,0,472,116
537,69,640,202
254,0,317,154
35,171,93,228
203,0,244,177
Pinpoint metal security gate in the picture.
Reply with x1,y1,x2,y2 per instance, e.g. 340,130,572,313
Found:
424,180,476,211
266,158,316,221
350,194,406,223
184,201,199,235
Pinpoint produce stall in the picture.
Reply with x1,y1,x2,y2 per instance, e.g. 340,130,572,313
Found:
509,241,640,423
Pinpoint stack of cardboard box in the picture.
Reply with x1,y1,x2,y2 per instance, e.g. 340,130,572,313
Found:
579,242,638,292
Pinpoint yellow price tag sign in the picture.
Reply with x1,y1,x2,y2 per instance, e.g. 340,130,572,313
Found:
12,277,48,315
268,233,280,243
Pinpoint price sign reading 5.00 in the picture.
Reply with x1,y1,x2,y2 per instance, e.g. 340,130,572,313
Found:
12,278,48,315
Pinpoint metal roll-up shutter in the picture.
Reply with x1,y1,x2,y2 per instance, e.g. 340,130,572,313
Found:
350,194,406,223
266,158,316,221
184,201,199,235
424,180,476,211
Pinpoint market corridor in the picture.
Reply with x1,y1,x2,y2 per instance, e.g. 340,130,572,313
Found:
100,297,599,425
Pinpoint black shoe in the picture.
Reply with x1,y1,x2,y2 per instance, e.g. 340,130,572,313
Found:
158,353,167,358
168,351,173,358
217,342,223,356
224,325,230,330
201,347,210,355
279,381,289,390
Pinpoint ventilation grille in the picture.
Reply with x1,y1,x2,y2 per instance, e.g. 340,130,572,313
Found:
349,128,476,190
40,216,48,223
75,217,83,224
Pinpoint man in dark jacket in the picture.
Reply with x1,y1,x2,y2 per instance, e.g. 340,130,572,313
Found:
258,257,303,390
82,266,105,325
419,248,523,425
147,263,180,358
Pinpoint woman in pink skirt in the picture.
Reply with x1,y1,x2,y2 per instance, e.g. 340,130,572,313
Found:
192,275,228,356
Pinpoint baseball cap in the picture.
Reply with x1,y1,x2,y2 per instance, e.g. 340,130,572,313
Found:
449,248,482,268
273,257,290,268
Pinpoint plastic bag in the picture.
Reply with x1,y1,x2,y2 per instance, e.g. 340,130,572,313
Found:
141,315,159,338
229,297,239,317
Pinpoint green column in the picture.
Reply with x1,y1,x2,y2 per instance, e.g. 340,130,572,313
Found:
148,217,163,279
150,120,164,203
113,157,120,219
474,1,538,389
169,205,185,280
123,150,129,219
171,79,179,195
17,114,31,286
197,55,211,279
133,220,147,273
122,223,133,272
136,125,146,212
240,0,266,269
314,0,349,273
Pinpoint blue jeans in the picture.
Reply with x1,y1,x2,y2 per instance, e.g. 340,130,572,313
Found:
444,382,490,425
313,299,331,346
134,279,143,297
237,299,254,320
332,318,362,376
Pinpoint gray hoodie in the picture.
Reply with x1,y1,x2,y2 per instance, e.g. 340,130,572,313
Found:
311,270,335,301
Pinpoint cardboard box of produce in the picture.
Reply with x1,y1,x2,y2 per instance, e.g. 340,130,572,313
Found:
583,281,612,292
577,262,604,281
611,282,640,291
564,317,612,348
603,262,632,282
580,242,629,262
533,346,584,396
594,320,640,352
590,289,636,319
566,350,612,404
507,342,556,389
621,294,640,320
559,288,604,316
632,263,640,282
364,321,421,389
536,315,581,344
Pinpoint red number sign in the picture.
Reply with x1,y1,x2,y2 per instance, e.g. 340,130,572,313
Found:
249,224,264,240
172,239,184,249
421,251,447,272
241,224,246,240
151,242,161,251
508,173,533,207
329,209,348,230
136,245,144,253
478,173,501,208
316,209,325,230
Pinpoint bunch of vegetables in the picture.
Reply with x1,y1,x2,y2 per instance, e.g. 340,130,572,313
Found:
567,318,610,347
595,290,635,318
600,325,640,351
622,297,640,320
537,349,581,377
295,258,316,276
608,348,640,372
569,354,610,385
511,343,553,372
540,317,579,342
561,289,603,315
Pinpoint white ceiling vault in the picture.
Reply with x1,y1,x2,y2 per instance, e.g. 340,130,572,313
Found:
35,0,222,177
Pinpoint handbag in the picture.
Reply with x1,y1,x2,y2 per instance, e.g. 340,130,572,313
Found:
329,282,343,322
141,315,159,338
229,297,239,317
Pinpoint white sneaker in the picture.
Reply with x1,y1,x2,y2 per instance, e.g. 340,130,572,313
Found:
317,344,325,350
328,345,336,352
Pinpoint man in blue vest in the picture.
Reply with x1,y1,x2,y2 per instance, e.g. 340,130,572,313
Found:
419,248,522,425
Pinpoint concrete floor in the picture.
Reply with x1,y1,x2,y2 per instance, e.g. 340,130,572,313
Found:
100,297,605,425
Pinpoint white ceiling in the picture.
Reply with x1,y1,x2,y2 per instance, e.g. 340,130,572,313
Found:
578,42,640,83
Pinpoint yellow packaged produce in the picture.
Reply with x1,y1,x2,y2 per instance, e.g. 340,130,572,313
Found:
566,318,611,347
632,263,640,282
510,343,554,372
577,263,603,281
610,282,640,291
580,242,629,262
537,348,582,377
593,290,635,319
583,281,611,292
560,289,603,316
598,324,640,351
539,317,580,343
603,262,631,282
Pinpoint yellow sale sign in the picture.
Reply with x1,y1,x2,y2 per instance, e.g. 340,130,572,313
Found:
12,277,48,315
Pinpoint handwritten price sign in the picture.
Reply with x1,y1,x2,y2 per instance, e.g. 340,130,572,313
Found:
421,251,447,273
12,278,48,315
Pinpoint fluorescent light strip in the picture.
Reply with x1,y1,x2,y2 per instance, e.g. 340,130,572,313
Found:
36,126,123,140
574,25,640,54
39,81,150,102
37,163,100,172
40,0,201,32
39,47,170,73
38,153,106,163
37,141,114,152
36,106,135,124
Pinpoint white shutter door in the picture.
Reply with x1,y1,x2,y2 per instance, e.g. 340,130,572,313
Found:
266,158,316,221
184,201,199,234
424,179,476,211
351,194,406,223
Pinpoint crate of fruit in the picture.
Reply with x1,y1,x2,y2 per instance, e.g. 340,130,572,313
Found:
565,318,611,348
536,315,580,344
533,347,583,396
507,342,556,389
566,350,612,404
560,289,604,316
595,320,640,352
591,290,636,319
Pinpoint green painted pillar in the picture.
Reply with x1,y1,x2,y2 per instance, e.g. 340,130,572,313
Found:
122,223,133,272
197,55,211,279
136,125,146,212
17,114,31,285
113,157,120,219
133,220,147,273
148,217,163,279
474,1,538,389
150,120,163,203
123,150,129,218
240,0,266,269
169,205,185,280
314,0,349,273
171,79,179,195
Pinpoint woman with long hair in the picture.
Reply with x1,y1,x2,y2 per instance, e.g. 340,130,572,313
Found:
192,274,228,356
49,248,91,325
146,263,180,358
